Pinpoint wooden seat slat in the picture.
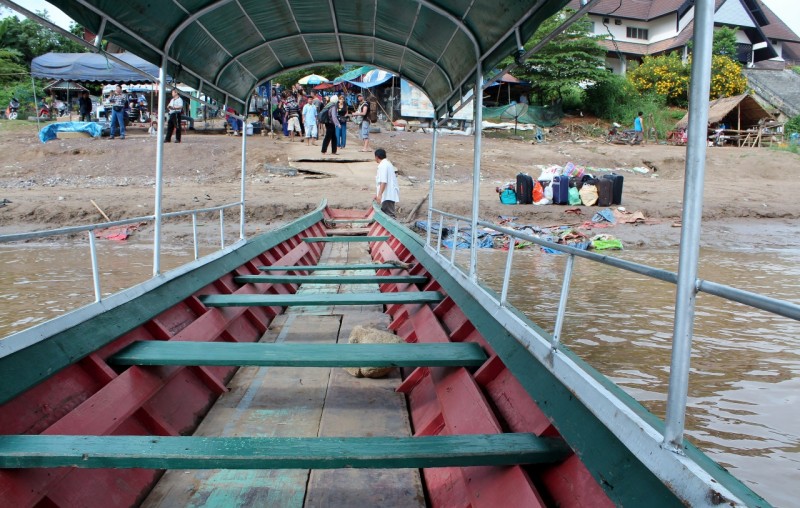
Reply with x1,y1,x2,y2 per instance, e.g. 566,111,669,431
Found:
198,291,443,307
0,433,570,470
109,341,487,367
234,275,427,285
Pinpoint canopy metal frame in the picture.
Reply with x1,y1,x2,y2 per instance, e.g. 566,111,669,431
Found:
1,0,762,504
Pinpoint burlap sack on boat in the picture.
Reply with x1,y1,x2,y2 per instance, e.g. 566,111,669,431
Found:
344,325,402,378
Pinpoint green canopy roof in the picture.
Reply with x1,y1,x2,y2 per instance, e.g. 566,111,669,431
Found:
47,0,569,114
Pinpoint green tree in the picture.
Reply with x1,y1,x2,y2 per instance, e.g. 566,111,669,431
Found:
501,9,607,105
0,48,26,85
712,26,739,59
272,65,344,90
0,11,87,65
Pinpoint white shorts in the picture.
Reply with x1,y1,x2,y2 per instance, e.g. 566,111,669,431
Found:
287,116,302,133
305,123,318,138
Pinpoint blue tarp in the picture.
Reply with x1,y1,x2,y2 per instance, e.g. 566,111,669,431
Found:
38,122,103,143
31,52,165,83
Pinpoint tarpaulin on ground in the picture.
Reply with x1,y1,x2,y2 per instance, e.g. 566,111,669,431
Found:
38,122,103,143
31,52,166,83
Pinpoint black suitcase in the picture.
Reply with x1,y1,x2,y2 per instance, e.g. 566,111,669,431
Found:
516,173,533,204
551,175,570,205
603,173,624,204
596,178,613,207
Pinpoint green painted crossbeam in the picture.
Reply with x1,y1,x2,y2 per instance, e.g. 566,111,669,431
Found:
258,263,401,272
199,291,443,307
234,275,427,285
0,433,569,469
108,342,486,367
303,236,389,243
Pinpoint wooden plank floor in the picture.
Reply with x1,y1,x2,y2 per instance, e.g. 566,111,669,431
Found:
143,240,424,507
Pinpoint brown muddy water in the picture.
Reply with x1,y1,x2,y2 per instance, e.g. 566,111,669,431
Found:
0,240,798,506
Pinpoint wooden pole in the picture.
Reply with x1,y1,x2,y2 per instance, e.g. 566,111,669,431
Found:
90,200,112,222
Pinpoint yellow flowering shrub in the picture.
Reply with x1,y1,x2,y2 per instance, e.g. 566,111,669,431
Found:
629,52,747,105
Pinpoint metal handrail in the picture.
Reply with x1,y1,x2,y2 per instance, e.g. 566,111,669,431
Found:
0,202,243,303
426,207,800,323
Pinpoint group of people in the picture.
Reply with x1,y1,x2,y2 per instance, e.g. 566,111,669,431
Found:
238,86,372,154
104,84,184,142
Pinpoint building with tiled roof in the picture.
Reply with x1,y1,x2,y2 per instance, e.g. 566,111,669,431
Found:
567,0,800,73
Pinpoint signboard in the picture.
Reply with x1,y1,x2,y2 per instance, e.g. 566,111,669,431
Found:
400,80,473,120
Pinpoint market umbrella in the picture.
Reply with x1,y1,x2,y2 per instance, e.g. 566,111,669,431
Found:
297,74,329,85
499,102,529,135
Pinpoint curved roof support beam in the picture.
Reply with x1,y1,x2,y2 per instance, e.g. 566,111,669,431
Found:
413,0,481,61
214,32,453,91
165,0,260,82
70,0,245,104
283,0,314,61
398,4,423,74
327,0,345,63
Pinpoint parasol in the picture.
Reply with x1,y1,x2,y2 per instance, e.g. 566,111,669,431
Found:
297,74,330,85
499,102,529,135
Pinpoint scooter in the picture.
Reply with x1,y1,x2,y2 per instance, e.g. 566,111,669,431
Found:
606,123,637,145
6,99,20,120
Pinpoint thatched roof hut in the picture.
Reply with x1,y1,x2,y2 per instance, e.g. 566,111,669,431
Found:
675,94,773,130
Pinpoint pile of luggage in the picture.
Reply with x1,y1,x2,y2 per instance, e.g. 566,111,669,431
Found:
500,165,623,207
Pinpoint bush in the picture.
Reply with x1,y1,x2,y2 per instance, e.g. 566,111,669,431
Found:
785,115,800,136
583,74,637,119
709,55,747,99
1,82,45,117
628,52,689,106
560,86,584,112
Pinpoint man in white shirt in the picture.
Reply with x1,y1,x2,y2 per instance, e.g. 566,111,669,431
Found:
373,148,399,218
165,88,184,143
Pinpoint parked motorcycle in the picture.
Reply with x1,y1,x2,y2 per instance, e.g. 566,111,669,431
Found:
606,123,637,145
6,98,20,120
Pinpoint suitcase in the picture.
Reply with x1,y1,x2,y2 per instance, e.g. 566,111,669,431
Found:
516,173,533,204
596,178,613,207
603,173,624,204
551,175,570,205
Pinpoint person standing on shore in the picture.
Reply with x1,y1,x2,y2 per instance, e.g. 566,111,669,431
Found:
302,95,318,146
320,95,341,155
108,85,127,140
356,93,370,152
373,148,399,218
336,95,348,150
165,88,184,143
78,91,92,122
633,111,644,145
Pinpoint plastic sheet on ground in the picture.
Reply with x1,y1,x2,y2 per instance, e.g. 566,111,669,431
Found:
38,122,103,143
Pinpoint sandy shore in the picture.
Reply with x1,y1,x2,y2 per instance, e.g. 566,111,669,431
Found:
1,118,798,250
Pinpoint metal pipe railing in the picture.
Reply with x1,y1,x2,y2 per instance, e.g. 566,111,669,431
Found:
426,207,800,324
0,202,242,303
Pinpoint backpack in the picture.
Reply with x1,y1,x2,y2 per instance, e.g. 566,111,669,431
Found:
319,106,330,124
499,188,516,204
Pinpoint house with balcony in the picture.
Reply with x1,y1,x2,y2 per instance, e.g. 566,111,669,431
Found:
567,0,800,74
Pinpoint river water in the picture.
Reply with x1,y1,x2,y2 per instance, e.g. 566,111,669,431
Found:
0,240,797,506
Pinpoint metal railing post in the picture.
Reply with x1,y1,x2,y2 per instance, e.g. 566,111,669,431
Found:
552,254,575,348
192,212,199,260
469,63,484,280
153,63,168,276
436,215,444,255
240,108,247,240
88,230,101,302
663,0,715,453
499,237,516,306
426,124,439,248
219,210,225,249
450,220,459,265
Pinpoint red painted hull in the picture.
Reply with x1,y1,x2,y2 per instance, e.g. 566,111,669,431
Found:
0,206,611,507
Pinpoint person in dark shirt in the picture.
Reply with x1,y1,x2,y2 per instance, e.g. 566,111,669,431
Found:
78,92,92,122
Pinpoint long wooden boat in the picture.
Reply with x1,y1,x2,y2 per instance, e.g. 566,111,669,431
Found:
0,202,769,507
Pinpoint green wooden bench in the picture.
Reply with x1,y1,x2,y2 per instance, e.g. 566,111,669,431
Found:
302,236,389,243
198,291,443,307
258,263,402,272
0,433,569,469
234,275,427,285
108,341,486,367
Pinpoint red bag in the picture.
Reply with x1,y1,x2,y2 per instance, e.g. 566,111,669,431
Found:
532,180,544,203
